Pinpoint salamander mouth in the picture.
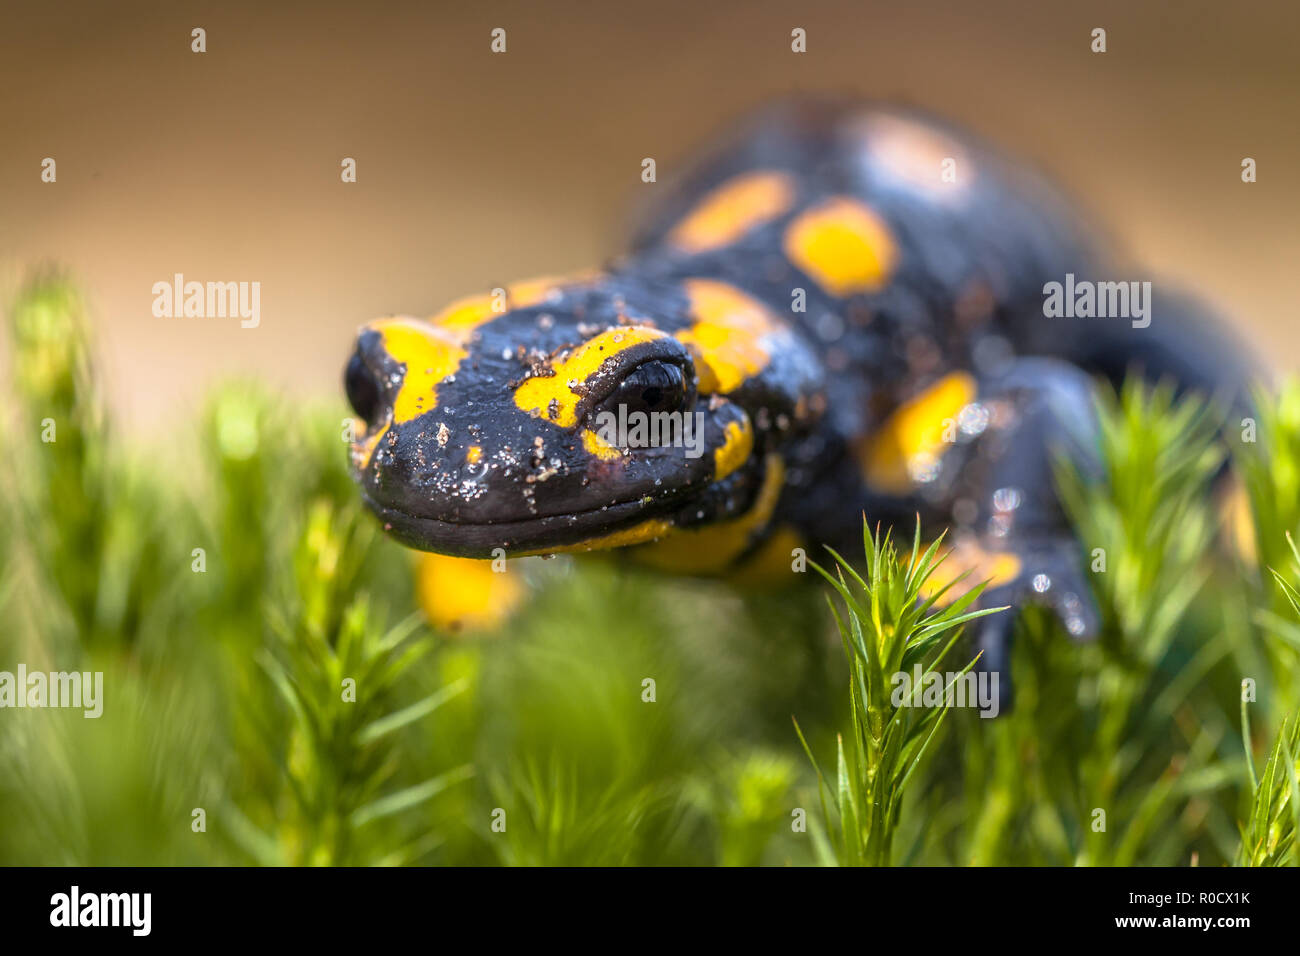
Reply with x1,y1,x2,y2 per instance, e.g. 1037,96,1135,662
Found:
358,445,766,559
361,493,665,558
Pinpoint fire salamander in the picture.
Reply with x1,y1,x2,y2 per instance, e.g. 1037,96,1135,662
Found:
344,99,1253,682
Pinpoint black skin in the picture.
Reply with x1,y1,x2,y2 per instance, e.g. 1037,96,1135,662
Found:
345,98,1255,702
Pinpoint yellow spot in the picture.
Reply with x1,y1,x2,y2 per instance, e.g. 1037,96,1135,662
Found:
429,272,600,334
668,170,797,253
633,456,785,574
513,326,668,427
783,196,898,296
428,293,500,334
416,553,525,633
505,271,599,308
713,418,754,480
918,538,1021,606
862,372,977,495
372,319,470,423
676,279,782,394
516,517,673,556
581,428,624,461
466,445,483,465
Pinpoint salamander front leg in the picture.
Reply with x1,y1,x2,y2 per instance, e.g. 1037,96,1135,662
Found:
927,358,1104,705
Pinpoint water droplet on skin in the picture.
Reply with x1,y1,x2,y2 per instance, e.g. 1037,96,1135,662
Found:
992,487,1022,512
908,453,941,484
958,402,990,437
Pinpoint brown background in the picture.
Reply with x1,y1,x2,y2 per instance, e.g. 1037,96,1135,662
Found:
3,0,1297,430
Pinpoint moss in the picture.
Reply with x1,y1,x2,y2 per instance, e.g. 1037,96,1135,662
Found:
0,275,1295,866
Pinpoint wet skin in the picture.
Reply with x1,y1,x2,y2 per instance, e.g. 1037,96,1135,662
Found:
345,99,1252,671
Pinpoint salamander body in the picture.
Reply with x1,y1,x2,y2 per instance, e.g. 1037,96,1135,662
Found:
344,100,1252,669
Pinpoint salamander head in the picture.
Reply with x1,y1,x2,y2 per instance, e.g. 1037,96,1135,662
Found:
344,274,800,558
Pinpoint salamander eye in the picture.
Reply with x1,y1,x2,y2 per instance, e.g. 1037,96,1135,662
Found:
596,360,689,418
345,352,382,426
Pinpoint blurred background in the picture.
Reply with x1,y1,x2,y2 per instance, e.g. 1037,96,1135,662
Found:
2,0,1297,432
